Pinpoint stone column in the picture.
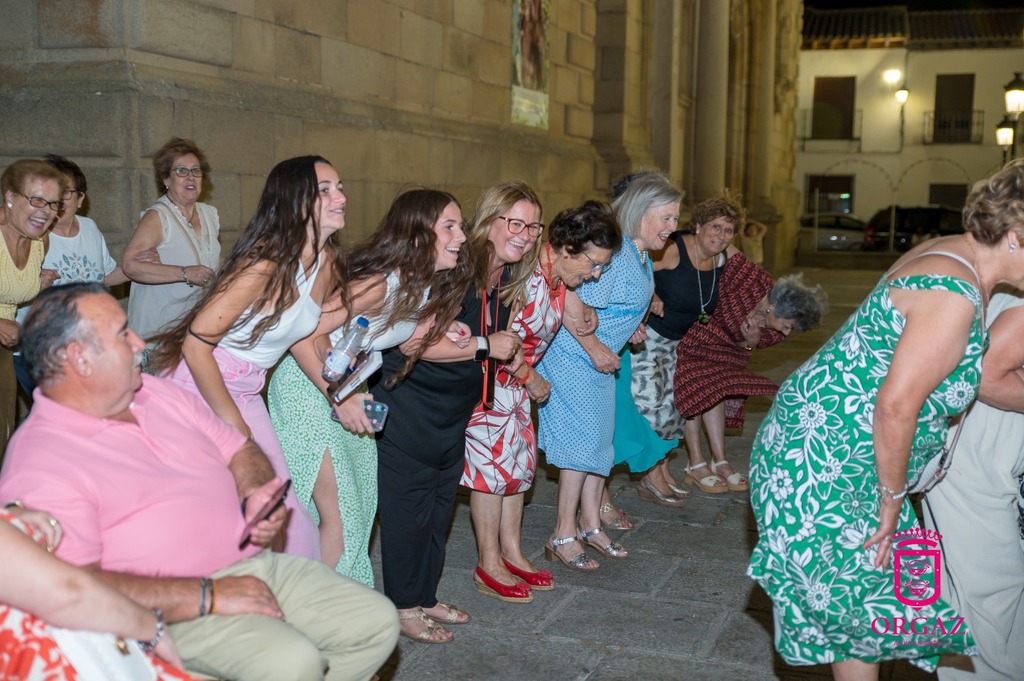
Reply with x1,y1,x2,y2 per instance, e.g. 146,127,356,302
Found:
694,0,729,200
756,0,777,201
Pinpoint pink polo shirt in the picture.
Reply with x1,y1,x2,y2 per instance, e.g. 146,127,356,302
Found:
0,375,259,577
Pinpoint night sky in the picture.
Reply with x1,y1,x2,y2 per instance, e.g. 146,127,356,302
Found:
804,1,1021,9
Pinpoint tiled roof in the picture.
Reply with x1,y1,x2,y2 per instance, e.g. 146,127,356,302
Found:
909,9,1024,49
803,7,908,49
803,6,1024,50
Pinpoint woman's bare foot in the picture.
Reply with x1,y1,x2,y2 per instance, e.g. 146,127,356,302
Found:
398,608,453,643
421,602,470,625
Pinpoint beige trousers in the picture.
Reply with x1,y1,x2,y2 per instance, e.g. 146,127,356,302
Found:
170,551,398,681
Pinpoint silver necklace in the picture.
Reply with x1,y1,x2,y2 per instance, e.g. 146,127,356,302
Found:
695,246,716,324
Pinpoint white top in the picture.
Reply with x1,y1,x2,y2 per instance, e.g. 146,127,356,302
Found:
329,270,429,351
127,195,221,341
219,256,323,369
16,216,116,324
44,216,117,286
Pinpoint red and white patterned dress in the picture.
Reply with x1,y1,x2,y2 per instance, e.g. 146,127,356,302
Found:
462,266,566,495
0,511,196,681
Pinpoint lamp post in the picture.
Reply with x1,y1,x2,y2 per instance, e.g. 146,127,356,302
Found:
1004,72,1024,160
997,115,1016,165
895,86,909,150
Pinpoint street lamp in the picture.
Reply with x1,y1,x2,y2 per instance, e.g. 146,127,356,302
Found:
894,87,909,149
997,115,1015,165
1004,72,1024,159
1005,72,1024,115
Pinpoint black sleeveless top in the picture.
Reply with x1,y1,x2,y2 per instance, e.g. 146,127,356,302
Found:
370,274,512,469
647,231,725,341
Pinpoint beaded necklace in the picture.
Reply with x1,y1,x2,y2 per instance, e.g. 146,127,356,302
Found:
694,238,717,324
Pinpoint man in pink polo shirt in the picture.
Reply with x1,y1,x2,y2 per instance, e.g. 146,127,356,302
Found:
0,283,398,681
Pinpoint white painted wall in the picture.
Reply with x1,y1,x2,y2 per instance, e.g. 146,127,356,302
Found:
795,44,1022,231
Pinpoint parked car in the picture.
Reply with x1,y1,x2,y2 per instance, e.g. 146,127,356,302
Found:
864,205,963,252
798,212,867,251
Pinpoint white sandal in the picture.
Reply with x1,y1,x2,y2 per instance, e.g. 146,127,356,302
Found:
683,461,728,494
711,460,749,492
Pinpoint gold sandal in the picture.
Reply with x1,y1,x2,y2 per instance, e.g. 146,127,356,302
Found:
423,601,470,624
398,609,453,644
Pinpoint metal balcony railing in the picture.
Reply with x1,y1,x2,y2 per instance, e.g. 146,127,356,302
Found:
923,110,984,144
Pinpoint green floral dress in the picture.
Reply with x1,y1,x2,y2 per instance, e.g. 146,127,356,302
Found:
749,272,982,670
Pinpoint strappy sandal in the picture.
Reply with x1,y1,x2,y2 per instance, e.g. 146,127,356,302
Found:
599,502,634,530
579,525,628,559
665,480,694,499
683,461,729,494
422,601,470,624
711,460,749,492
637,477,687,507
544,535,600,571
398,609,453,644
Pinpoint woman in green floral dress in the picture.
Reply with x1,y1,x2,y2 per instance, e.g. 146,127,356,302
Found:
749,160,1024,680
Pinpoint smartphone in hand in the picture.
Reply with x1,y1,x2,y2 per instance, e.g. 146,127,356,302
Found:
363,400,389,432
239,479,291,549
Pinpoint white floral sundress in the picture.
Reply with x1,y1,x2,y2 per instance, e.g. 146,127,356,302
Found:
748,271,982,670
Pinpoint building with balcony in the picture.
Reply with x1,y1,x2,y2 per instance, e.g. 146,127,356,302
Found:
795,5,1024,239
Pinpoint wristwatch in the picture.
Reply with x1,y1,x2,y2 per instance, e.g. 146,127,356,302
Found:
474,336,490,362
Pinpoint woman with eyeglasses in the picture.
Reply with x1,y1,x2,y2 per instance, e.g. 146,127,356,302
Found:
12,155,144,396
537,173,680,571
124,137,222,346
462,194,619,604
0,159,65,453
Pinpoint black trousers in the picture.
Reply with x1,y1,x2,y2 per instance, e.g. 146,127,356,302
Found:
377,445,463,610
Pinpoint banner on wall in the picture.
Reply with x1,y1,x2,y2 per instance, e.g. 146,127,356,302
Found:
511,0,549,129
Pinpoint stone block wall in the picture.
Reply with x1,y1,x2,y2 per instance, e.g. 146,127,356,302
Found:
1,0,604,254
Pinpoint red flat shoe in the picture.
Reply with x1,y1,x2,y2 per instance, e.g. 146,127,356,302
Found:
502,558,555,591
474,567,534,603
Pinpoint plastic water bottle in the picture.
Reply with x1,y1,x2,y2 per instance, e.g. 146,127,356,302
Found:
322,316,369,382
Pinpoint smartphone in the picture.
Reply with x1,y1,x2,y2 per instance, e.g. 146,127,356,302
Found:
238,479,291,549
363,400,389,432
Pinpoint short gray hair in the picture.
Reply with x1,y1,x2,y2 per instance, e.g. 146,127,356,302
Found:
20,282,107,387
611,172,683,239
768,274,828,332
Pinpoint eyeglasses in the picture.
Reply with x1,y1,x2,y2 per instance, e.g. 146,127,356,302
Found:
61,188,81,200
17,192,64,213
581,250,609,275
704,222,736,237
171,166,204,178
497,216,544,237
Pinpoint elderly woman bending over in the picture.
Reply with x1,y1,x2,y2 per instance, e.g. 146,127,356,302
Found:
674,261,826,492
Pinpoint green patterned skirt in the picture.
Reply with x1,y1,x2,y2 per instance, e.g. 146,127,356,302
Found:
267,355,378,586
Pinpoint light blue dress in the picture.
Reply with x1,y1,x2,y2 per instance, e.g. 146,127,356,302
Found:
537,237,653,475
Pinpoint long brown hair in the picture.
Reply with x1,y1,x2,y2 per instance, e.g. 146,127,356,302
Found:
466,179,543,308
345,189,473,384
148,155,342,374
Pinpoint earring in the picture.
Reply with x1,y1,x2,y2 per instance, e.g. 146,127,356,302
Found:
1012,243,1017,254
5,202,11,209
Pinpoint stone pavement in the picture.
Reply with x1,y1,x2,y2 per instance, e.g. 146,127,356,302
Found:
372,267,935,681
